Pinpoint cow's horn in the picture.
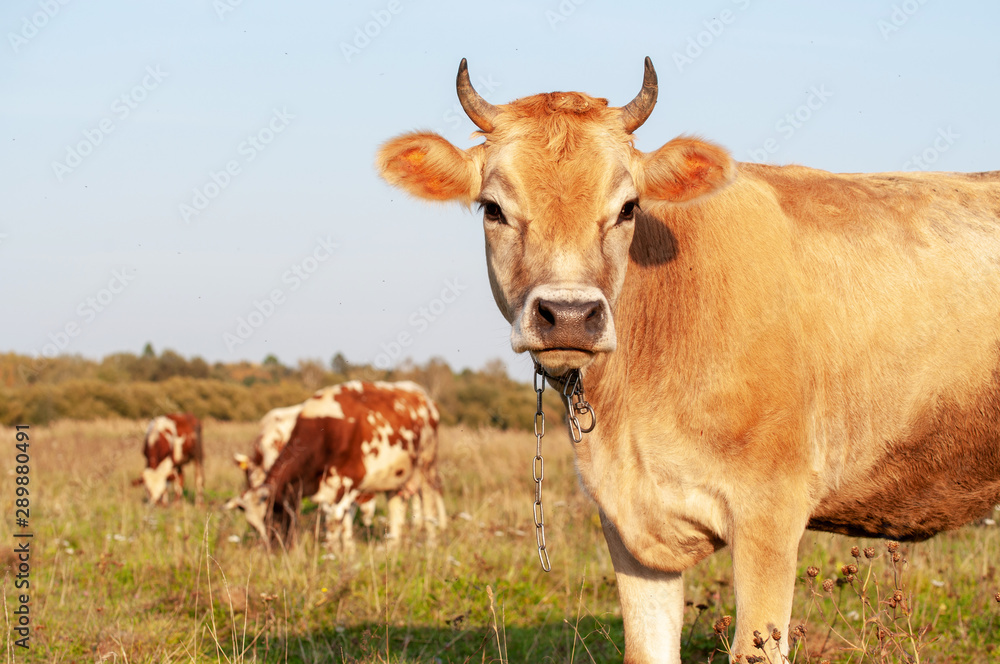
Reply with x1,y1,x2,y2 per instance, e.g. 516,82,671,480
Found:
457,58,499,133
620,57,658,134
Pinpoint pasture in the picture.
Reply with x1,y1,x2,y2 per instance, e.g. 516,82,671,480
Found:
1,419,998,663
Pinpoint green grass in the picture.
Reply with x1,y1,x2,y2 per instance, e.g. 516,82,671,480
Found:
1,420,998,663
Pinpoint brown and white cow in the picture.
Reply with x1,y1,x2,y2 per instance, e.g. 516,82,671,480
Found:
230,381,446,551
228,401,379,538
137,413,204,506
376,58,1000,663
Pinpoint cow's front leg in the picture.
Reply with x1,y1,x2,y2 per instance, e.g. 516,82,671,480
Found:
194,459,205,506
172,470,184,503
601,511,684,664
385,491,406,545
728,513,806,663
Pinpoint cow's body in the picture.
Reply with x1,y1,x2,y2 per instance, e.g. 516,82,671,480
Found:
376,59,1000,663
232,381,446,549
139,413,204,505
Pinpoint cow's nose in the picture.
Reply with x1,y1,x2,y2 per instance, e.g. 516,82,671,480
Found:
534,298,606,347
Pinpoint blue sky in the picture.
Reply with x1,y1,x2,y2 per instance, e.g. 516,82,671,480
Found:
2,0,998,378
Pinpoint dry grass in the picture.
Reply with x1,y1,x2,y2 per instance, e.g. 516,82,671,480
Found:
0,420,997,663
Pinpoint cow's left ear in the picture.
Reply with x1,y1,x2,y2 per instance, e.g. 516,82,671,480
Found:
638,137,735,203
233,452,250,470
377,132,482,203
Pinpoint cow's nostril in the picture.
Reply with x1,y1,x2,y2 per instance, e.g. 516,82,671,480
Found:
537,300,556,326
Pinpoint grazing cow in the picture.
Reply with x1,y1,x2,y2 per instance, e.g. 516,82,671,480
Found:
228,402,379,538
376,58,1000,663
230,381,446,550
137,413,204,506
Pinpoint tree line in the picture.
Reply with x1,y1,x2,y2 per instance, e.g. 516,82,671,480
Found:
0,346,561,429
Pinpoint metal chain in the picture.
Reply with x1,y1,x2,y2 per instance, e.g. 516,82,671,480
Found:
532,363,551,572
530,362,598,572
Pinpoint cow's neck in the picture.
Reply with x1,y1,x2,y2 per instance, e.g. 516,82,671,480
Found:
570,204,731,572
264,432,313,499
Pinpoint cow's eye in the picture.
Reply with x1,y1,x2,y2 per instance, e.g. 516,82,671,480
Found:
618,200,638,224
480,201,506,225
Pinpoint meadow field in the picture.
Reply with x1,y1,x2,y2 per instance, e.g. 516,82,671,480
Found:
1,420,998,663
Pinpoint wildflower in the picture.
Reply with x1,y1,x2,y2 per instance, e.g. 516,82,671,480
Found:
771,628,781,642
892,552,902,563
887,541,899,553
806,566,819,578
823,579,835,593
851,546,860,558
864,546,876,559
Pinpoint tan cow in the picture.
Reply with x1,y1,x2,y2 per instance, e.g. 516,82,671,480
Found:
137,413,204,505
229,381,447,551
377,58,1000,663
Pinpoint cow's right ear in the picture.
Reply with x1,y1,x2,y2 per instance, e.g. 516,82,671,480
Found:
376,132,482,203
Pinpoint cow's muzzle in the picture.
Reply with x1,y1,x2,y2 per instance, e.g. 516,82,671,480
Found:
512,286,616,373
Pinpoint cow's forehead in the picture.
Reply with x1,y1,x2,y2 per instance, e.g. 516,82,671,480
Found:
482,96,638,220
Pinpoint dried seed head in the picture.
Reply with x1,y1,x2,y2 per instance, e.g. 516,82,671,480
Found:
892,552,902,563
849,564,859,574
714,618,726,634
793,624,806,639
747,657,764,664
894,590,904,602
823,579,835,593
841,564,851,576
696,603,709,611
887,541,899,553
752,630,765,649
864,546,876,559
851,546,860,558
771,628,782,642
723,615,733,627
994,592,1000,603
807,566,820,578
